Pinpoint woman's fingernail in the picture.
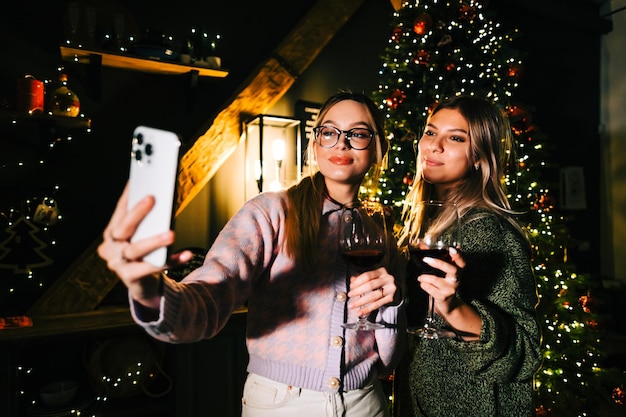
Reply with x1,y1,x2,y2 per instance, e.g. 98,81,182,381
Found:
423,257,434,263
449,247,458,255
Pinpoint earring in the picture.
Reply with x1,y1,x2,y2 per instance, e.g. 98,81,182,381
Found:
474,164,480,171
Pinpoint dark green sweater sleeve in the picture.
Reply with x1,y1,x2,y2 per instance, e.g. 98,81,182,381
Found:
452,210,541,382
403,209,542,417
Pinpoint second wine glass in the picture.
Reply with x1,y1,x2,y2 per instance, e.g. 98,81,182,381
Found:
406,201,461,339
339,200,388,331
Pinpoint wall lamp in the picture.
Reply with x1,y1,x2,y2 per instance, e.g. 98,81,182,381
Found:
244,114,303,199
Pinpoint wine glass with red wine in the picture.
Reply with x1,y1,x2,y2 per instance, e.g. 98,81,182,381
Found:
339,200,388,331
407,201,461,339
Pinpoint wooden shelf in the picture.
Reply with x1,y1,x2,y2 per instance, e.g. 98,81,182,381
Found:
0,306,248,342
0,307,135,342
0,110,91,129
60,46,229,78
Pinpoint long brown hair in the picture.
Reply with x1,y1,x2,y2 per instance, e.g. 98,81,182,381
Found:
398,95,524,246
285,90,389,271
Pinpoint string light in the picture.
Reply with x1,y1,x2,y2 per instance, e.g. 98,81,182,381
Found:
1,113,90,315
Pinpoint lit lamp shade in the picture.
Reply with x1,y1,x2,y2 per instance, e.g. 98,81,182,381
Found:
244,114,303,200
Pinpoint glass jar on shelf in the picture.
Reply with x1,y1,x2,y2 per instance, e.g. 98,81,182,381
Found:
48,72,80,117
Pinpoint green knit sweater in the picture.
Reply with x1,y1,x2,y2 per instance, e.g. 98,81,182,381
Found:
398,208,542,417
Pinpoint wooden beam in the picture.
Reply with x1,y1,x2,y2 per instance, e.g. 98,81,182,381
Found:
27,0,365,318
176,0,365,215
389,0,403,11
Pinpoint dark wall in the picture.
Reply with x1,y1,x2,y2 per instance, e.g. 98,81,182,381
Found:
494,0,609,273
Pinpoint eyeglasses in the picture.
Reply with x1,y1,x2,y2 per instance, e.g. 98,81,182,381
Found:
312,125,375,150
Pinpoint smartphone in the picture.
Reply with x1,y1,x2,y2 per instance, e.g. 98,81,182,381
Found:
128,125,181,267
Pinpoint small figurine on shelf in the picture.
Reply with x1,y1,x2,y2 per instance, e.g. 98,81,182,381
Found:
47,69,80,118
179,35,194,65
188,27,221,68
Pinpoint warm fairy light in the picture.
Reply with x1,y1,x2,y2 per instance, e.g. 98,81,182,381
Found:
1,118,90,311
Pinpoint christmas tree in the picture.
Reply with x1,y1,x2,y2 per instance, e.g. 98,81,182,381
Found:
371,1,625,415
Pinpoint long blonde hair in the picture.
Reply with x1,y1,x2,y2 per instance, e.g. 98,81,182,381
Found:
398,95,524,247
285,90,389,271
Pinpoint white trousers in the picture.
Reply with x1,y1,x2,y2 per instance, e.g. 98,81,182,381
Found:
241,373,390,417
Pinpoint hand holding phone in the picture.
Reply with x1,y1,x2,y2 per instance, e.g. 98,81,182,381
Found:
128,125,181,267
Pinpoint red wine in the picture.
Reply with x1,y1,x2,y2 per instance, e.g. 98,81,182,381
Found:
409,247,451,277
342,249,384,268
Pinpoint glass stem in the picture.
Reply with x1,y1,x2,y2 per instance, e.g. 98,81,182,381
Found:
426,295,436,324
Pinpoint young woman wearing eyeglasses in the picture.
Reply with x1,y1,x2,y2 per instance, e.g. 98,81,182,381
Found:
97,90,406,417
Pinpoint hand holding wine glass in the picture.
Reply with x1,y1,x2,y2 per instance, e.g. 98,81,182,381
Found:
407,201,461,339
339,200,388,331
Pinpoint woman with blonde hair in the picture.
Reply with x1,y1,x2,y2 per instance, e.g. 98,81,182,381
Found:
398,95,541,416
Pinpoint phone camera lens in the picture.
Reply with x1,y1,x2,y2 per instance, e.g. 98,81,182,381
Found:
135,149,143,161
136,133,144,145
145,143,153,156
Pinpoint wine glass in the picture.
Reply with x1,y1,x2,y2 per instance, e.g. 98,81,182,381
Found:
406,201,461,339
339,200,388,331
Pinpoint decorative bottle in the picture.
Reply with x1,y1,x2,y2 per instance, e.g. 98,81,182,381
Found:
49,72,80,117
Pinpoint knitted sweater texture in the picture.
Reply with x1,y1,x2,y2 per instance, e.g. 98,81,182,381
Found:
130,191,406,393
399,208,541,417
